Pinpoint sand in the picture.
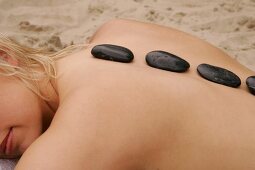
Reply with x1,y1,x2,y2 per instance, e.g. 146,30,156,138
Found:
0,0,254,71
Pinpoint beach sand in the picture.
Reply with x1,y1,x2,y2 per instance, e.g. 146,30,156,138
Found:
0,0,254,71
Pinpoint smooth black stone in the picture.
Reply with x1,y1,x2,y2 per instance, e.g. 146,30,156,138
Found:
91,44,134,63
246,76,255,95
145,51,190,72
197,63,241,88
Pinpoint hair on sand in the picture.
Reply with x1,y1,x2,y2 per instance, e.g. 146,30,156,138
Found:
0,33,88,101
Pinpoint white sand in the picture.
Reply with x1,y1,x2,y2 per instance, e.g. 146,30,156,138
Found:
0,0,254,71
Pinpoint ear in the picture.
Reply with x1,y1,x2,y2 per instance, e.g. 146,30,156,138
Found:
0,50,18,66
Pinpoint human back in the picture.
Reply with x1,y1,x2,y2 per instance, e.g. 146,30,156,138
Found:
15,19,255,170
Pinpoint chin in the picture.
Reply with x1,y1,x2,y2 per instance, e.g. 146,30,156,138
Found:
1,154,21,159
19,130,41,154
19,143,31,154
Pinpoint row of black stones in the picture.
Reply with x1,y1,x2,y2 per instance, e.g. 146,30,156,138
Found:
91,44,255,95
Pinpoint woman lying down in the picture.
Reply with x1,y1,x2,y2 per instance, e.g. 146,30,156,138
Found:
0,19,255,170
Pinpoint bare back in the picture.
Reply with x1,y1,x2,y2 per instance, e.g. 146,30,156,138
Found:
16,19,255,170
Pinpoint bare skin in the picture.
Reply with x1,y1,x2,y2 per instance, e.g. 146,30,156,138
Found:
15,19,255,170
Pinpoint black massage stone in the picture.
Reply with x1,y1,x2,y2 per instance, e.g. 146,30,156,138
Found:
91,44,134,63
145,51,190,72
246,76,255,95
197,63,241,88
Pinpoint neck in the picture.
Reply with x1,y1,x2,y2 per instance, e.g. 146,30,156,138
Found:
47,78,59,112
39,76,59,131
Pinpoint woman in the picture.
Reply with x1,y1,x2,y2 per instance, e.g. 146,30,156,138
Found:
1,19,255,170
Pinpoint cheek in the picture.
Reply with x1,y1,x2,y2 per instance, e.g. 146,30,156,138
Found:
15,100,44,134
0,107,38,131
0,89,42,127
0,82,44,153
4,99,43,128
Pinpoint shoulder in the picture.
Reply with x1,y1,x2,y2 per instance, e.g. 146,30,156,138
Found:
16,90,167,170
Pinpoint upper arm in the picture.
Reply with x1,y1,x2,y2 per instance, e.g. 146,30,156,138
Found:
15,106,122,170
15,127,82,170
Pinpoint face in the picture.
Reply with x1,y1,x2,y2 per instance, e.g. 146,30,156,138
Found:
0,75,44,159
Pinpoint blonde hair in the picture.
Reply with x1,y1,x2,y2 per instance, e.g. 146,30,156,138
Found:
0,33,87,101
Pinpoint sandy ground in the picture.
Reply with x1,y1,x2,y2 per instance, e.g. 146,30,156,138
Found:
0,0,254,71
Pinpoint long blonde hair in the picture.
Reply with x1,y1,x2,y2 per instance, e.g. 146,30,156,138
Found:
0,33,87,100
